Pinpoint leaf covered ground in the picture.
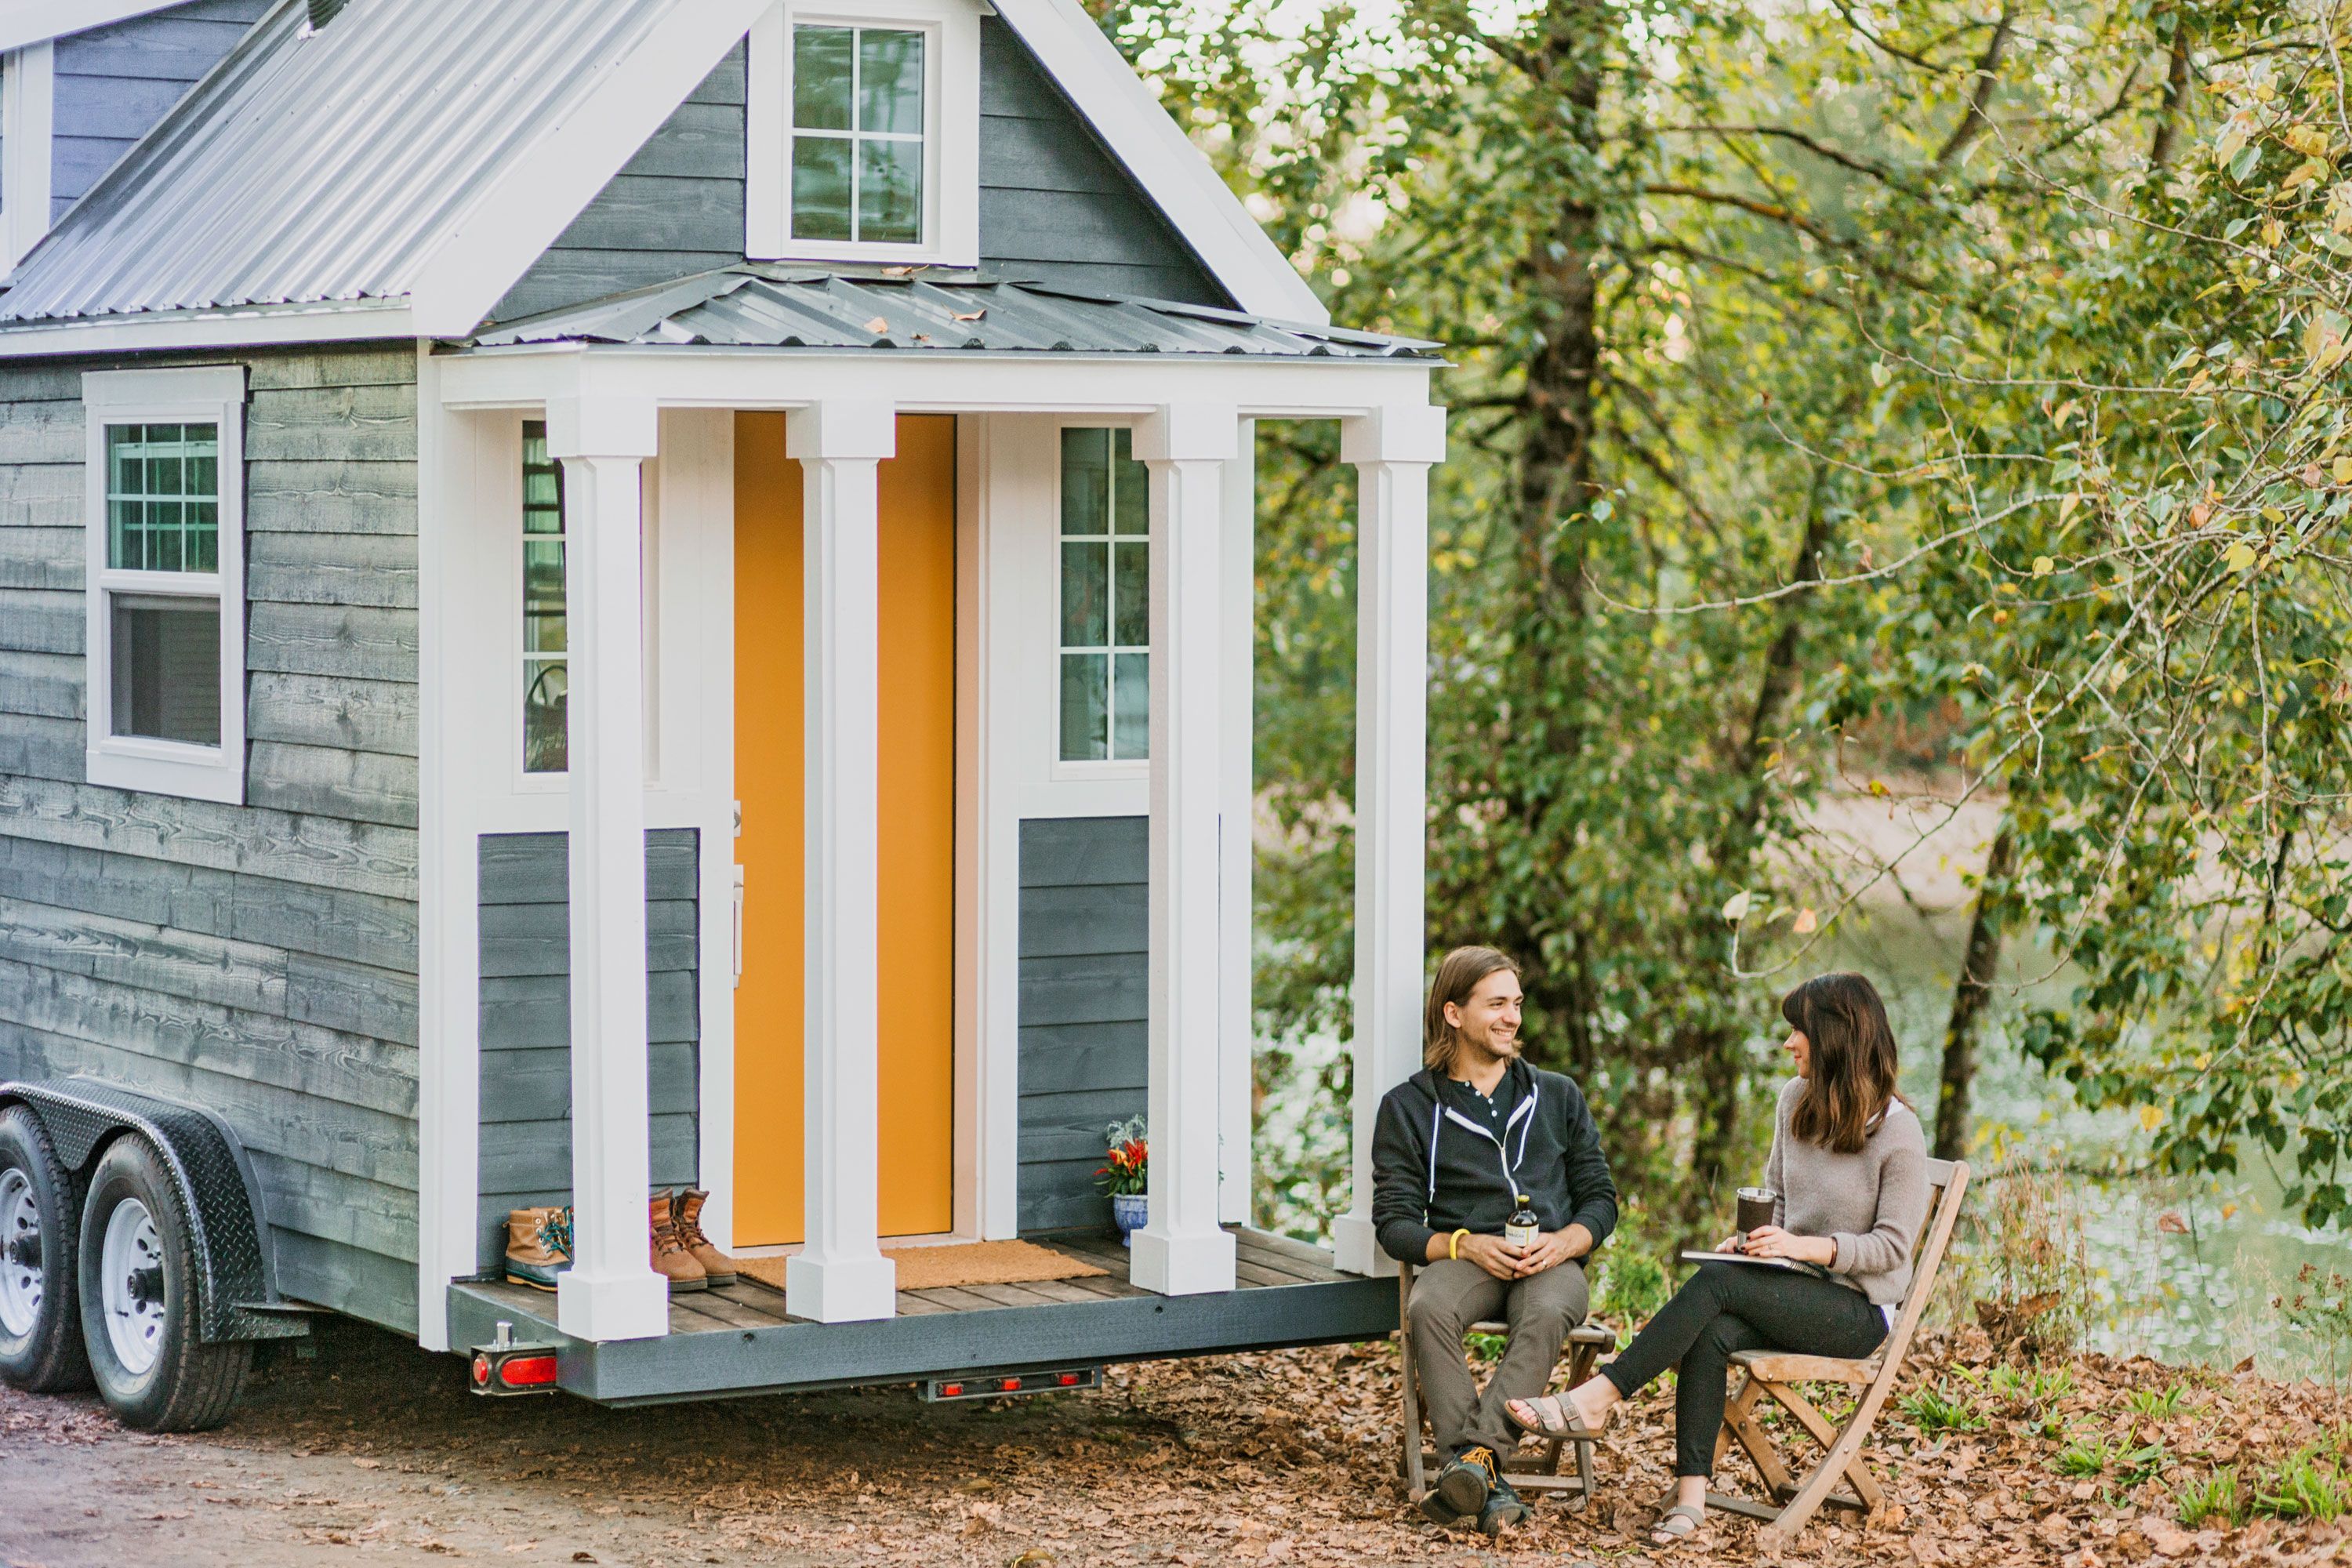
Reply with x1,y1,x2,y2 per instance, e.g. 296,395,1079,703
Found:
2,1315,2349,1566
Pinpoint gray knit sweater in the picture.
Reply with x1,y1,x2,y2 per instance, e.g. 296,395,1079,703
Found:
1764,1078,1931,1307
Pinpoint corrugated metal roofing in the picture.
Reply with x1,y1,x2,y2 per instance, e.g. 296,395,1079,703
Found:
465,268,1439,358
0,0,681,324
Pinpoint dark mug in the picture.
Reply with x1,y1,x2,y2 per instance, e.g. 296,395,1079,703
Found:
1735,1186,1776,1240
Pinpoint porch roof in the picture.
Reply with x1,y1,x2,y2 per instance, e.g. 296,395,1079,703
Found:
461,267,1441,360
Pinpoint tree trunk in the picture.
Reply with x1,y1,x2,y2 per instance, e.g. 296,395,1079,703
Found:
1935,820,2016,1162
2149,11,2195,171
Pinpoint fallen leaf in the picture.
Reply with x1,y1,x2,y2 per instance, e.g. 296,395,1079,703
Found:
953,309,986,321
864,316,891,334
351,1457,381,1469
2156,1210,2190,1234
572,1555,598,1564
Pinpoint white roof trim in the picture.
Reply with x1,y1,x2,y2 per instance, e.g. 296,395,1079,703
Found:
405,0,776,337
989,0,1326,325
0,297,415,357
0,0,180,54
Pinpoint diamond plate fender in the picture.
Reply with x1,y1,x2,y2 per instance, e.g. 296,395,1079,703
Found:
1,1078,309,1343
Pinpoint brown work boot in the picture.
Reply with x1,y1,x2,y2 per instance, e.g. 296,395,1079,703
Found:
503,1206,572,1292
648,1191,707,1293
670,1188,739,1287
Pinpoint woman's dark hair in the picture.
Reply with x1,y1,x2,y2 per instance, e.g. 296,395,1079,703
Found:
1780,972,1900,1154
1424,946,1519,1073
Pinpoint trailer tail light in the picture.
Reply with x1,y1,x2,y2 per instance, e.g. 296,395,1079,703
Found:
920,1366,1100,1403
468,1330,563,1398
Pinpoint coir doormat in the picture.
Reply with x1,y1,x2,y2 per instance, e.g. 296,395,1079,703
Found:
735,1239,1109,1294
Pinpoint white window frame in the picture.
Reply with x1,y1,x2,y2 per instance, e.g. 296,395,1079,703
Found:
746,0,980,267
1053,423,1150,772
82,365,249,805
0,42,55,277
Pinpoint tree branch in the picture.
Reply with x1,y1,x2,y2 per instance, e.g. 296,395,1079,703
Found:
1936,6,2016,166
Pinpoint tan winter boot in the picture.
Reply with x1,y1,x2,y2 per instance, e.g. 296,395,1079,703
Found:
504,1206,572,1292
670,1188,739,1287
649,1190,708,1293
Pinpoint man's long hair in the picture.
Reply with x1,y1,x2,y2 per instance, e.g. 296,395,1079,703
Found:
1423,946,1519,1074
1780,971,1901,1154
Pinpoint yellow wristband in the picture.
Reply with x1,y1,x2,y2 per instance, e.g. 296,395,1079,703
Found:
1450,1229,1471,1261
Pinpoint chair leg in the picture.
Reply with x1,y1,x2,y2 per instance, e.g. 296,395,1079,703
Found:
1398,1330,1426,1497
1721,1374,1796,1499
1573,1432,1595,1509
1763,1381,1882,1512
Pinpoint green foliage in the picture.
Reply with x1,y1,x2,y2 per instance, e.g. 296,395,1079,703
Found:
2058,1435,2168,1486
1464,1330,1508,1363
2128,1384,2203,1421
2252,1446,2352,1523
2279,1266,2352,1382
2176,1466,2248,1529
1944,1160,2092,1357
1899,1378,1988,1436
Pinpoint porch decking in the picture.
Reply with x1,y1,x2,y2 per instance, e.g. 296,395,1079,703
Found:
446,1226,1396,1406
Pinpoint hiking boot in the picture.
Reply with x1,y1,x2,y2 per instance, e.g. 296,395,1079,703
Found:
1421,1444,1497,1526
648,1190,707,1293
1476,1474,1530,1537
670,1188,739,1287
503,1206,572,1292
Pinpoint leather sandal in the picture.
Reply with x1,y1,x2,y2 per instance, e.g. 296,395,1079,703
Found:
1651,1504,1706,1546
1504,1392,1614,1440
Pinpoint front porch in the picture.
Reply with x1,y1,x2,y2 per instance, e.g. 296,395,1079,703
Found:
445,1226,1393,1403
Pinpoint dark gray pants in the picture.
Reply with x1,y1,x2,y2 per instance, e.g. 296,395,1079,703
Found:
1406,1258,1590,1460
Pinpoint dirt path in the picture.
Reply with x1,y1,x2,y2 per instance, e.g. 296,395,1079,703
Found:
6,1313,2349,1567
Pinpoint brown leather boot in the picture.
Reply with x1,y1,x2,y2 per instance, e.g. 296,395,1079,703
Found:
648,1191,707,1293
670,1188,739,1287
504,1206,572,1292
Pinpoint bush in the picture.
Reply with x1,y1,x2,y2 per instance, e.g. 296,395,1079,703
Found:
2278,1266,2352,1385
1943,1155,2092,1359
1595,1246,1670,1347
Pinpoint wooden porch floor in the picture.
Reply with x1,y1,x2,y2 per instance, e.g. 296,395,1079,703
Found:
462,1225,1357,1338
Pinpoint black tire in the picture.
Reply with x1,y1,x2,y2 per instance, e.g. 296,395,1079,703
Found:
0,1106,92,1392
77,1136,249,1432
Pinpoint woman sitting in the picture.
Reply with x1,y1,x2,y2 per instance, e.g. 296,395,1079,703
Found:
1504,971,1929,1548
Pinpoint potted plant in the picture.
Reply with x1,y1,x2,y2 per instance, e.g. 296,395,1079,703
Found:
1094,1116,1148,1246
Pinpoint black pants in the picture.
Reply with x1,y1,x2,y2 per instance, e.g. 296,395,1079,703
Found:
1602,1262,1887,1478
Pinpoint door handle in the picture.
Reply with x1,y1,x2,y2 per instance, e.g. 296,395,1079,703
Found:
731,864,746,987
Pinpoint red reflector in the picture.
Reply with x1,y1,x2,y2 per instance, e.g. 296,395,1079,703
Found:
939,1382,962,1397
470,1356,490,1386
1059,1373,1079,1386
1000,1377,1022,1392
498,1355,559,1388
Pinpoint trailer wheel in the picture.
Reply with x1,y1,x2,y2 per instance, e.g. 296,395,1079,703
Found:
77,1138,249,1432
0,1107,91,1392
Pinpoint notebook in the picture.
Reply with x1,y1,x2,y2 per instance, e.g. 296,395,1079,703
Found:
1679,1250,1831,1280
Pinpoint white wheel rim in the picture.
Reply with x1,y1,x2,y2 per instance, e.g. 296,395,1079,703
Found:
0,1170,38,1338
100,1197,166,1377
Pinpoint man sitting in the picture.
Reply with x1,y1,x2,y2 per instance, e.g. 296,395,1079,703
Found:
1373,945,1619,1534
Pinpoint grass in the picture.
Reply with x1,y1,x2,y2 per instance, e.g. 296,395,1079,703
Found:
2176,1466,2246,1528
1464,1331,1507,1363
2126,1382,2202,1421
2171,1441,2352,1528
1898,1379,1987,1436
2056,1435,2167,1485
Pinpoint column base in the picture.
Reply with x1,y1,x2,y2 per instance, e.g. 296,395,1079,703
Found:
1130,1223,1237,1296
556,1267,670,1342
1330,1213,1399,1277
786,1251,898,1323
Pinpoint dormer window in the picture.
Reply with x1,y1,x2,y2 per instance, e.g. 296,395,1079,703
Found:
747,0,978,266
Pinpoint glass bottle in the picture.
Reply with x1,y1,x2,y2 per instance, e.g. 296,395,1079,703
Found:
1504,1193,1540,1250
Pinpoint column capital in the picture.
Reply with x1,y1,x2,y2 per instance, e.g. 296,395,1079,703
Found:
787,398,897,461
1134,402,1238,464
545,394,659,461
1341,403,1447,466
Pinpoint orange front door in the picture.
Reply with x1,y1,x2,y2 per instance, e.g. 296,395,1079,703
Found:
732,412,957,1247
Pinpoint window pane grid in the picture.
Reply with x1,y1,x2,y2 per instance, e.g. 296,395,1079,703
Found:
107,423,220,575
1058,428,1150,762
521,420,568,775
790,24,924,245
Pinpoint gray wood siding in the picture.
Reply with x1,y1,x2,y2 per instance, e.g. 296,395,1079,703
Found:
1018,815,1147,1232
488,45,749,325
50,0,274,223
475,830,702,1274
977,20,1225,307
485,23,1229,325
0,343,422,1336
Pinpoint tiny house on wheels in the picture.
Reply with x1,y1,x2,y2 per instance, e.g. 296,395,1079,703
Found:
0,0,1446,1428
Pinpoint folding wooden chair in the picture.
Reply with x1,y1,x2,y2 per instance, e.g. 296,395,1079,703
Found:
1396,1263,1618,1508
1706,1156,1971,1545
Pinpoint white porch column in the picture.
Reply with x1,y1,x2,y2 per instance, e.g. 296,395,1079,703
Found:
1132,404,1240,1296
1217,423,1255,1225
548,394,670,1342
1331,404,1445,1278
783,399,898,1323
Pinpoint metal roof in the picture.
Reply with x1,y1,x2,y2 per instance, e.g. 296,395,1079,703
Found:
0,0,681,324
464,268,1439,358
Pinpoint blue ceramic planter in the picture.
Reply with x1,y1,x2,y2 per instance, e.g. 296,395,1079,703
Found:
1110,1192,1146,1247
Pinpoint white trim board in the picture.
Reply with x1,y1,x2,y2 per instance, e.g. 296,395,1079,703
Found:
0,42,55,278
0,0,176,53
